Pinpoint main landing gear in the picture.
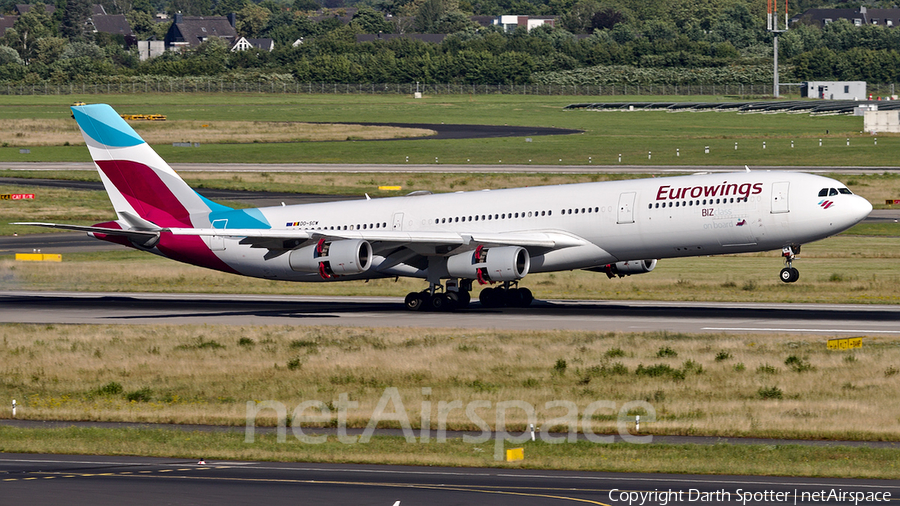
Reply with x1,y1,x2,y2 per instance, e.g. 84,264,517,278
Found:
403,280,533,311
779,245,801,283
404,279,472,312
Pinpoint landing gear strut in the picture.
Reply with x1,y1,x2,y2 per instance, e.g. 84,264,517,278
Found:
779,245,801,283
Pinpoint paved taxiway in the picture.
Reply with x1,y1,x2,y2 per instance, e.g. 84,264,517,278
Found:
2,453,897,506
0,291,897,336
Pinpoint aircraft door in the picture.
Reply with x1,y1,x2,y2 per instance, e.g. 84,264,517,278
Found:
617,192,636,224
392,212,404,231
771,182,790,214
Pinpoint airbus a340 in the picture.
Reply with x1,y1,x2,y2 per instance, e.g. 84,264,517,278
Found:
16,104,873,310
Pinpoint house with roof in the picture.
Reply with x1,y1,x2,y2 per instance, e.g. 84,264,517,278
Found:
89,14,135,45
0,15,17,35
231,36,274,51
792,6,900,28
164,13,238,50
14,3,55,15
494,15,555,32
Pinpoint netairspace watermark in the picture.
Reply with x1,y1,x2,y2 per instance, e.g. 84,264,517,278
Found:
244,387,656,460
608,488,891,506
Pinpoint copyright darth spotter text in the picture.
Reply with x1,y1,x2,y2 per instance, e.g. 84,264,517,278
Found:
608,488,891,506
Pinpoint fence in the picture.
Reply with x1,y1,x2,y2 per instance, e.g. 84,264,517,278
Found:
0,82,796,96
3,81,898,97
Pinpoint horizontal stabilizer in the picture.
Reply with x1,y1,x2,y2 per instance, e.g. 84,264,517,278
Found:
12,222,160,241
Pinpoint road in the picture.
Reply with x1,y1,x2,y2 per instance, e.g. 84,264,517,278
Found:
1,453,897,506
0,291,897,336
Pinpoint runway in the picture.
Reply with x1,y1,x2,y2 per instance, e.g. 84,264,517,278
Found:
1,453,897,506
0,291,897,335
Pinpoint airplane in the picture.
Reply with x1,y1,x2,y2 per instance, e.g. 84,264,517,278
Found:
16,104,873,311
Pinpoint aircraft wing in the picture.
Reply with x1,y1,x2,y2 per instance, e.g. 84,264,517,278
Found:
166,228,589,251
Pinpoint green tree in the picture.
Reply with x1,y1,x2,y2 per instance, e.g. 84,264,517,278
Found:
350,6,393,33
559,0,599,33
415,0,457,33
236,4,271,38
0,45,24,65
293,0,319,11
3,4,55,63
61,0,92,41
33,36,68,64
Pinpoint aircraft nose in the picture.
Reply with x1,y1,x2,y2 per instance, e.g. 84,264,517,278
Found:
853,195,873,222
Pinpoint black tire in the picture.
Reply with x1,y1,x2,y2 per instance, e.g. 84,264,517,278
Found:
430,293,446,311
790,267,800,283
456,290,471,308
779,268,793,283
479,287,501,308
518,287,534,306
405,292,427,311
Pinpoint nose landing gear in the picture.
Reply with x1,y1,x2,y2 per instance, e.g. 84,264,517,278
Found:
779,245,801,283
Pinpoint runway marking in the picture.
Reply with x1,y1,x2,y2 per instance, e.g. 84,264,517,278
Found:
703,327,900,334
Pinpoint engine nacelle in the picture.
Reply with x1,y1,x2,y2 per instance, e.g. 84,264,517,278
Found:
289,239,372,279
447,245,530,284
604,259,658,278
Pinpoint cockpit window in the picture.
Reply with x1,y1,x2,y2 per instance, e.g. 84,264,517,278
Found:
818,188,829,197
829,188,839,196
838,188,853,195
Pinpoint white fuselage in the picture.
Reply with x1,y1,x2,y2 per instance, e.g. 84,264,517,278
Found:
182,171,870,282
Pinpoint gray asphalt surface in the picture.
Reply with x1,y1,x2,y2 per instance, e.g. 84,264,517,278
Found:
1,453,897,506
0,291,897,336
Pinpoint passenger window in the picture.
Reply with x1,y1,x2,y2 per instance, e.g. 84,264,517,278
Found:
829,188,839,196
548,210,552,216
648,204,653,209
595,207,599,212
581,208,585,213
474,215,478,221
818,188,829,197
675,202,679,207
528,212,532,217
574,208,579,214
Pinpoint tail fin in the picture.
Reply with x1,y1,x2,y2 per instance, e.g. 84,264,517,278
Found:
71,104,228,228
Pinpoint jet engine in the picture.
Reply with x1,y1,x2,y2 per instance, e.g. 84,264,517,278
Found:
289,239,372,279
447,245,530,284
604,259,658,278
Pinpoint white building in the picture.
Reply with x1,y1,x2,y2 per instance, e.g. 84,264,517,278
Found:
802,81,866,100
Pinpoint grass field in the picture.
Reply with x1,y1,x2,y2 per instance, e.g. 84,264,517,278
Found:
0,93,895,166
1,234,899,303
3,324,900,443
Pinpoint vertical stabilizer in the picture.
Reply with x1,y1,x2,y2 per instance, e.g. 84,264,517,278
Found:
71,104,219,228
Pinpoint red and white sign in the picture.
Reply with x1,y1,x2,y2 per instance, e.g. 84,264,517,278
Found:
0,194,35,200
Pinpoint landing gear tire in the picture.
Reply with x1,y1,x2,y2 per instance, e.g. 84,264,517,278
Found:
479,287,504,308
405,292,429,311
505,288,534,307
779,267,800,283
430,293,454,311
454,290,470,309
